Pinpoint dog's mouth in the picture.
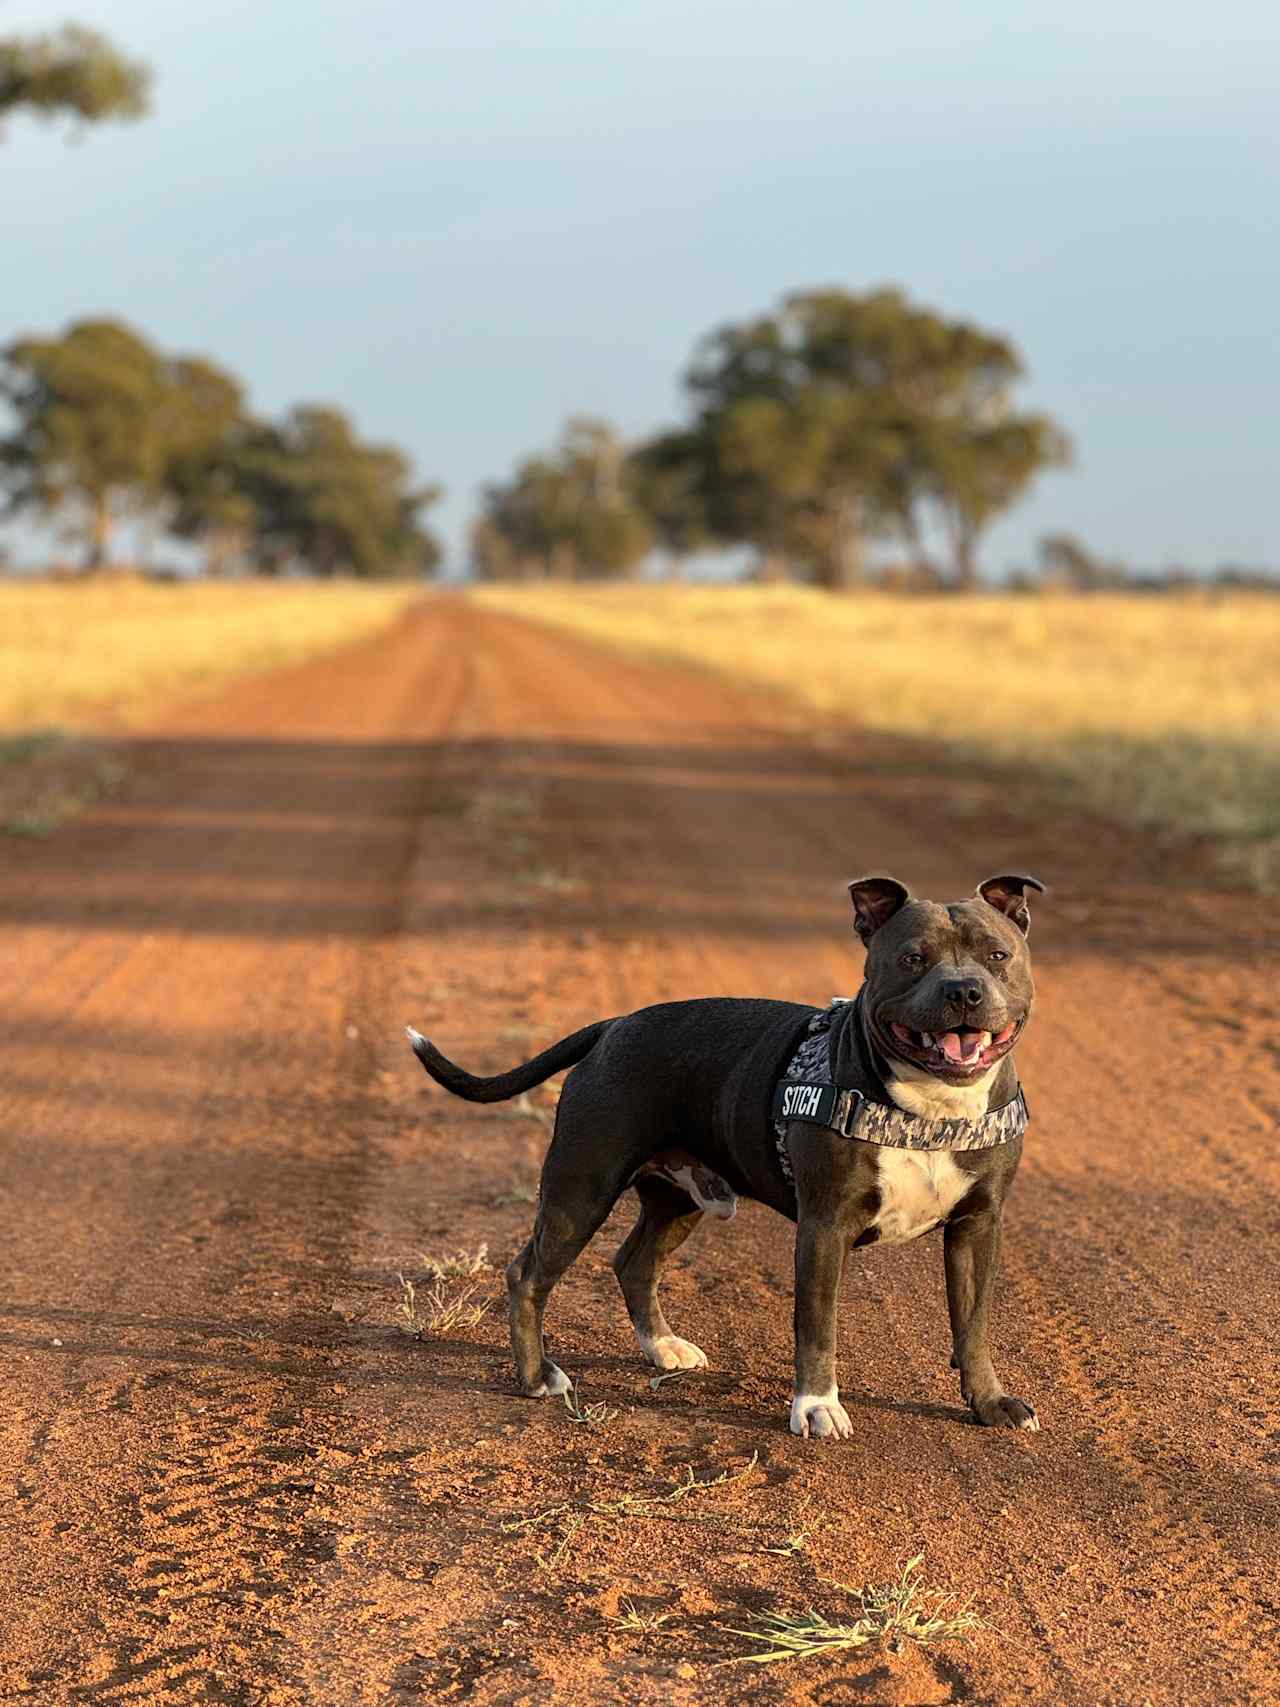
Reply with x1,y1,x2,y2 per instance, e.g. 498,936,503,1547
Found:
884,1019,1022,1077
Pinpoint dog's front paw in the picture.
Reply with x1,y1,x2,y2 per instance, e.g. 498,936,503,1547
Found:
971,1392,1040,1431
641,1334,708,1372
789,1390,853,1440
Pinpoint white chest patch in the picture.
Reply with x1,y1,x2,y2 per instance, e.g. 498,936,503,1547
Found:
886,1060,997,1119
869,1148,971,1245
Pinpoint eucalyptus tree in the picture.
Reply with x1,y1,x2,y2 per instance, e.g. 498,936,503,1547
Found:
160,358,257,575
681,287,1068,587
626,428,713,579
233,405,441,579
476,418,652,581
0,24,150,135
0,317,168,566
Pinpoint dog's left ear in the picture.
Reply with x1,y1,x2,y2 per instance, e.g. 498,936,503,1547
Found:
977,873,1046,935
848,876,912,946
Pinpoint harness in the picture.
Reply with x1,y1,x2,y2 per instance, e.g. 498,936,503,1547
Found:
770,998,1029,1183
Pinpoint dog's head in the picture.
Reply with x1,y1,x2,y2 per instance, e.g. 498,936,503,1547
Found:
848,874,1044,1085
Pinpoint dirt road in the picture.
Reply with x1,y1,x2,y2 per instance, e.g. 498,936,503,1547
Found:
2,600,1277,1706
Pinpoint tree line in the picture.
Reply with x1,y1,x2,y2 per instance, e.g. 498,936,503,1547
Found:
473,288,1071,589
2,24,439,580
0,319,441,577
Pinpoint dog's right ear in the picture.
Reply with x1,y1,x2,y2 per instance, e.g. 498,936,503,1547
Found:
848,876,912,947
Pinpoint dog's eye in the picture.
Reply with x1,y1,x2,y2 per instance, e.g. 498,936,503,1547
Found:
900,952,925,969
987,950,1008,964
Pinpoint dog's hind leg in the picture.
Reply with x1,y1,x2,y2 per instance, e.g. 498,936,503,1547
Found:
613,1176,708,1371
506,1180,625,1398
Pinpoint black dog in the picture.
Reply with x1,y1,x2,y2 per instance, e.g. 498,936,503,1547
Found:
408,873,1043,1439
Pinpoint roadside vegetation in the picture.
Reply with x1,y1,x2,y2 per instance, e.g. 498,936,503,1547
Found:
474,583,1280,880
0,578,421,731
0,579,421,832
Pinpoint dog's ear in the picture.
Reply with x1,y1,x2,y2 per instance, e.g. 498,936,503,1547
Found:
848,876,912,946
977,873,1046,935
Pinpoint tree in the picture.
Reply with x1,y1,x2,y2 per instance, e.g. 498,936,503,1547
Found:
0,321,442,578
160,358,257,575
1036,531,1126,590
922,416,1071,589
0,25,150,135
476,418,652,581
684,291,926,585
232,406,441,579
0,318,168,566
627,429,713,577
678,287,1069,587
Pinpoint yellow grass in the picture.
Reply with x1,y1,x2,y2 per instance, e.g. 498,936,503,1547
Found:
474,583,1280,875
0,578,422,731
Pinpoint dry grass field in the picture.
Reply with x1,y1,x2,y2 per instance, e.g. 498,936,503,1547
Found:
0,577,422,731
0,577,422,833
475,583,1280,880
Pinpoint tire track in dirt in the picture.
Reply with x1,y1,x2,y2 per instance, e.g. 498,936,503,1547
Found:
0,610,471,1703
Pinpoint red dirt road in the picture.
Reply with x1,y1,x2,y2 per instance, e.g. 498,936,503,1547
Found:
1,600,1277,1706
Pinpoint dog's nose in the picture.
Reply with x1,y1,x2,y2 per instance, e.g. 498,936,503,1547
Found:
941,978,985,1010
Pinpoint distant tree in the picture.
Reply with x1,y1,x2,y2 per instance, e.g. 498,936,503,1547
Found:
0,24,150,135
476,418,652,581
922,416,1071,589
0,317,168,567
626,428,713,577
676,287,1068,588
469,514,525,582
0,317,441,578
159,357,257,575
1037,531,1126,590
233,406,440,579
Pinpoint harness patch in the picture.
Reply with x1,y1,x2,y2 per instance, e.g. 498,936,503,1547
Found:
779,1082,830,1123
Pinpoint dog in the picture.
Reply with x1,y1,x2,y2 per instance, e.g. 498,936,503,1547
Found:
407,872,1044,1439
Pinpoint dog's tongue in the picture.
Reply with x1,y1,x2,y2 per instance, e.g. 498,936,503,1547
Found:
939,1031,979,1064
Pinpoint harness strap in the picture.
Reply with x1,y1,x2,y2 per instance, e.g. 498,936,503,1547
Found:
772,1078,1029,1147
770,999,1029,1183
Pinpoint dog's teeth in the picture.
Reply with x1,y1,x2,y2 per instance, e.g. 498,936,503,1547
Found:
921,1032,934,1047
980,1031,992,1049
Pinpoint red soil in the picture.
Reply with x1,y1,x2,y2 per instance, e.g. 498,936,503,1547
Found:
1,599,1276,1705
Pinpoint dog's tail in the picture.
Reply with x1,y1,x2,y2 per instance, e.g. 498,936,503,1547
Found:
404,1019,613,1104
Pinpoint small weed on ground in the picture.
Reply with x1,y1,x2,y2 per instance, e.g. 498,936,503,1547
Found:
489,1179,537,1207
561,1385,618,1428
419,1242,491,1280
720,1555,982,1667
396,1274,491,1337
494,1090,555,1130
649,1367,692,1391
519,863,582,896
0,729,127,836
762,1528,810,1557
502,1453,762,1573
609,1599,674,1636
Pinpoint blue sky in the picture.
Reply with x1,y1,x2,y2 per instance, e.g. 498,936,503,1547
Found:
2,0,1277,576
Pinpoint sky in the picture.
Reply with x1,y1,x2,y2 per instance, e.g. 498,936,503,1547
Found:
2,0,1278,578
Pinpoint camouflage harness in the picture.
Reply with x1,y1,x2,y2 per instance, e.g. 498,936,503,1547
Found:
771,1000,1028,1184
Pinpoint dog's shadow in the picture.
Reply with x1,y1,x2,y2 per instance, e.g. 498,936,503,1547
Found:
562,1346,976,1431
0,1301,977,1432
841,1389,975,1426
